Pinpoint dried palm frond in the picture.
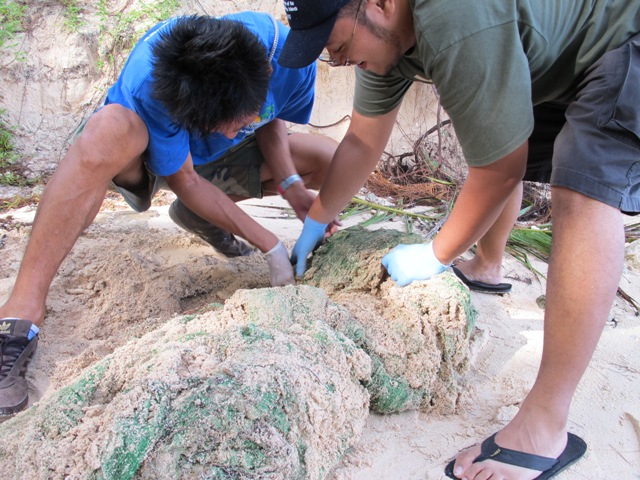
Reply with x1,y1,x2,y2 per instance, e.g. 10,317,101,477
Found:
365,170,456,206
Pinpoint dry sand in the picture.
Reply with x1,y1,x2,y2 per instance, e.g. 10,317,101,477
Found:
1,194,639,479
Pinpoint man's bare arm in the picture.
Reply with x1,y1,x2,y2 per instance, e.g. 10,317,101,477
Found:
165,153,278,253
310,105,401,222
434,141,528,263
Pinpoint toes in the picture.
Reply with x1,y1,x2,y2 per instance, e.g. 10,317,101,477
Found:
469,466,497,480
452,444,482,478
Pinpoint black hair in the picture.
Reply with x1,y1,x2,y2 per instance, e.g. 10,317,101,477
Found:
151,15,270,136
338,0,395,45
338,0,366,23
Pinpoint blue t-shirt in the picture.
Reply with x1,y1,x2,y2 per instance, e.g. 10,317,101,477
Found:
104,12,316,177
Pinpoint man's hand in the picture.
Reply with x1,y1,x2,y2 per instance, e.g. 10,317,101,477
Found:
381,242,448,287
290,216,328,277
283,182,342,232
282,181,315,221
265,241,295,286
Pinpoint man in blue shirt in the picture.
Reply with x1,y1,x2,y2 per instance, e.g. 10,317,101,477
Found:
0,13,337,416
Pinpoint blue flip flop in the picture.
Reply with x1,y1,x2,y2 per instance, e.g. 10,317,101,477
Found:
445,432,587,479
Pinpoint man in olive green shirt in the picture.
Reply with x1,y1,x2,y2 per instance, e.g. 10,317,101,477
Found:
278,0,640,478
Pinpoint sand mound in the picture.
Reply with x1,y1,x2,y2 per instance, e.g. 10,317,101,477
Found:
303,226,476,414
0,286,371,480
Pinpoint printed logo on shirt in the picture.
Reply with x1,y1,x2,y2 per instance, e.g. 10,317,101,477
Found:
239,104,275,135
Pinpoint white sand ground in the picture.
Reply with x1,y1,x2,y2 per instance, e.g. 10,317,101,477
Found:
0,3,638,477
1,194,639,479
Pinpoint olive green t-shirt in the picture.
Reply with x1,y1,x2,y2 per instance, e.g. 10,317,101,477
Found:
354,0,640,166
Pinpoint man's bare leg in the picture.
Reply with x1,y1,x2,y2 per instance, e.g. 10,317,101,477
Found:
454,181,523,285
0,104,149,326
288,133,337,189
451,186,624,479
259,132,337,192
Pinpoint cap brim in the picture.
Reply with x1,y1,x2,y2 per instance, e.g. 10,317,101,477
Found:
278,14,339,69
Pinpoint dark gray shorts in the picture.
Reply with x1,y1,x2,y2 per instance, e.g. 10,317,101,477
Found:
524,32,640,214
114,135,264,213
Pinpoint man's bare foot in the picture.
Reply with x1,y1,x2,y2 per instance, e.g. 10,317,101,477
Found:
0,302,46,328
453,258,505,286
447,411,584,480
451,259,511,294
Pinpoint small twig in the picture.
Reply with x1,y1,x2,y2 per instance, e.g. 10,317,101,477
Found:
412,119,452,156
434,87,444,161
194,0,210,14
624,412,640,446
617,287,640,316
424,212,449,240
308,115,351,129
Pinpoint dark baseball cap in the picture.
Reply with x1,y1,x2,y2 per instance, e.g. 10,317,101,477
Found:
278,0,351,68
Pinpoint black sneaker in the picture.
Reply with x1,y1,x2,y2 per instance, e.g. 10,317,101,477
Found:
168,200,253,257
0,318,38,416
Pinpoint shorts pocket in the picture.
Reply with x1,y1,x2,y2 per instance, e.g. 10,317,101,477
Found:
601,42,640,148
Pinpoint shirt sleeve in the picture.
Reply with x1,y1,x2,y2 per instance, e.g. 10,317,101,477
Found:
427,24,534,166
134,94,190,177
353,68,414,117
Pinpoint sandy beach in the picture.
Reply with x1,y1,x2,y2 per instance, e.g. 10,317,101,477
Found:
1,194,639,478
1,0,639,477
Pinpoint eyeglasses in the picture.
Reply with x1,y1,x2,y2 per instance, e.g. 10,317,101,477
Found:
318,0,363,67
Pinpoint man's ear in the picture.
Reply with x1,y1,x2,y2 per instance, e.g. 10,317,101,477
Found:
369,0,396,21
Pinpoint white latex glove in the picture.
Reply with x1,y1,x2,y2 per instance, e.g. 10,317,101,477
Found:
265,241,295,286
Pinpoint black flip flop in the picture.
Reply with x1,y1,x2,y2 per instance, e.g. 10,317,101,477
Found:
451,266,512,294
445,432,587,479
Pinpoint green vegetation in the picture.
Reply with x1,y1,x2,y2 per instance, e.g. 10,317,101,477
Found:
96,0,179,72
0,111,20,184
0,0,25,50
0,110,17,165
0,110,37,188
0,194,39,213
505,224,552,278
59,0,84,31
59,0,179,35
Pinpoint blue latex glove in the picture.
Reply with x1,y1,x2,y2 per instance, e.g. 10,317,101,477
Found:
290,216,328,277
381,242,448,287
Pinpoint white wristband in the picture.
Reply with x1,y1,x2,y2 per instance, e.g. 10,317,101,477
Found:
278,174,302,194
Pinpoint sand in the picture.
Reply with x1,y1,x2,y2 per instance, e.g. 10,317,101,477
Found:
1,194,639,479
1,0,639,476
